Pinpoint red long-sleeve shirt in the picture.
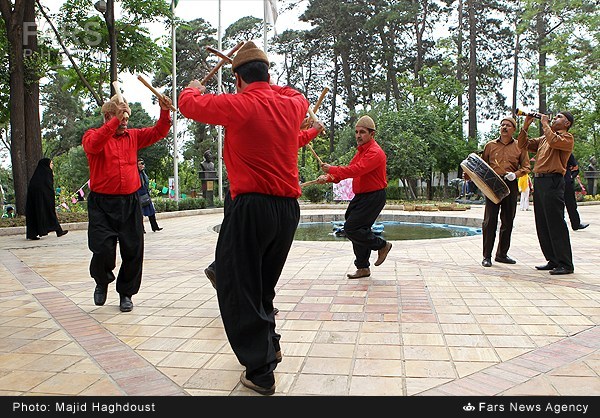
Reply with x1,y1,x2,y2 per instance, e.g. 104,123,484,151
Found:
178,82,310,199
328,139,388,194
82,110,171,194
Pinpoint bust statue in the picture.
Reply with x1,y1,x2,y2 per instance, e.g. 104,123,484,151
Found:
201,150,215,172
587,156,597,172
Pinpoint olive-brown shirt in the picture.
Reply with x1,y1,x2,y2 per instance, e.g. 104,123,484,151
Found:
517,125,574,175
482,137,531,178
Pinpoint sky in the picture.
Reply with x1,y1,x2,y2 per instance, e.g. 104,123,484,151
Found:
121,0,310,116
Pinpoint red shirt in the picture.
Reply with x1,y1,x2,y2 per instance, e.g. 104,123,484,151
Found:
328,139,388,194
178,82,309,199
82,110,171,194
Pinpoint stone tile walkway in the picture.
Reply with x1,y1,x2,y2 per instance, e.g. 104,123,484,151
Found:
0,203,598,396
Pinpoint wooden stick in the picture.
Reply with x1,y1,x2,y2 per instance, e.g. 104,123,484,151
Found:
206,46,233,64
313,86,329,113
307,143,323,165
112,81,129,117
136,75,177,112
201,41,245,85
300,179,322,187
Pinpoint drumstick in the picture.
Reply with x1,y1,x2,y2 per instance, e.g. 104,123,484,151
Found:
201,41,245,85
112,81,129,118
312,87,329,113
136,75,177,112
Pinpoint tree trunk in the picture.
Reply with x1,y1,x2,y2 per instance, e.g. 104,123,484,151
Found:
457,0,464,137
1,0,42,215
467,0,478,143
536,6,548,116
329,54,339,155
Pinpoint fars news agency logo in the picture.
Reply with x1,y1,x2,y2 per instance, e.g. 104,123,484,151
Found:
22,20,104,59
463,403,476,412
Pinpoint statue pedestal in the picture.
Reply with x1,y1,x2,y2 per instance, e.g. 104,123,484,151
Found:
584,171,599,196
199,170,218,207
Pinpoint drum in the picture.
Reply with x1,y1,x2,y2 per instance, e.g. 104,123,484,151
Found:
460,153,510,204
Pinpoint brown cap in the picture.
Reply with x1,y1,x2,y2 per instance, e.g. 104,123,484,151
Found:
355,115,376,131
231,41,269,71
501,116,517,128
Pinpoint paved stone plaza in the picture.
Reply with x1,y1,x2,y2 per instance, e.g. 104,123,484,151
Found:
0,203,598,396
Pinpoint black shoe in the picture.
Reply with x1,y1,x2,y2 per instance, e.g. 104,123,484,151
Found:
535,262,557,271
94,285,108,306
28,236,40,240
495,255,516,264
57,230,68,237
574,223,589,230
273,307,279,315
204,266,217,289
482,258,492,267
119,295,133,312
549,266,574,275
153,227,163,231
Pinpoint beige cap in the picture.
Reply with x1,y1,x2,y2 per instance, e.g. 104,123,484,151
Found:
231,41,269,71
355,115,376,131
501,116,517,128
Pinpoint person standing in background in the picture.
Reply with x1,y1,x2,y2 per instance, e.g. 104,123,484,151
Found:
518,111,575,275
475,116,530,268
518,173,532,211
137,158,162,233
25,158,68,240
564,153,589,231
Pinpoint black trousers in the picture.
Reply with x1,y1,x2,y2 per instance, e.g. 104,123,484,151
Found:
215,193,299,388
148,214,160,231
564,178,581,229
482,179,519,258
344,189,387,269
533,175,574,270
87,191,144,297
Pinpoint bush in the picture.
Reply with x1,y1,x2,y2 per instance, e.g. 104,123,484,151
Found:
177,197,206,210
302,184,329,203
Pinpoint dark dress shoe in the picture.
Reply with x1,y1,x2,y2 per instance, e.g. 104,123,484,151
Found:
204,266,217,289
119,295,133,312
94,285,108,306
28,236,40,240
153,227,163,231
495,255,516,264
56,230,68,237
574,223,589,230
273,307,279,315
535,262,557,271
549,266,574,275
347,268,371,279
482,258,492,267
374,242,392,266
240,371,275,396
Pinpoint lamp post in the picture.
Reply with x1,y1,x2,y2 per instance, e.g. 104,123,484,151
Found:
94,0,117,97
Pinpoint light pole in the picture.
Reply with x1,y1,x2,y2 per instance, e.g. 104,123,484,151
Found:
94,0,117,97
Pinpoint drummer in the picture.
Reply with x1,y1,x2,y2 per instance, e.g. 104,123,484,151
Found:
479,116,530,268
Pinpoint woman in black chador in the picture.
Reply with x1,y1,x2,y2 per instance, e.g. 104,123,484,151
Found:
25,158,68,240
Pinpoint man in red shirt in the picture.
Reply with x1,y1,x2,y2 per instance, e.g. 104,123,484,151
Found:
178,41,314,396
317,115,391,279
82,94,172,312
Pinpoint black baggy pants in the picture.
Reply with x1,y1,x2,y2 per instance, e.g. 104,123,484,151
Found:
215,193,299,388
564,178,581,229
87,191,144,297
344,189,387,269
533,175,574,271
482,179,519,258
